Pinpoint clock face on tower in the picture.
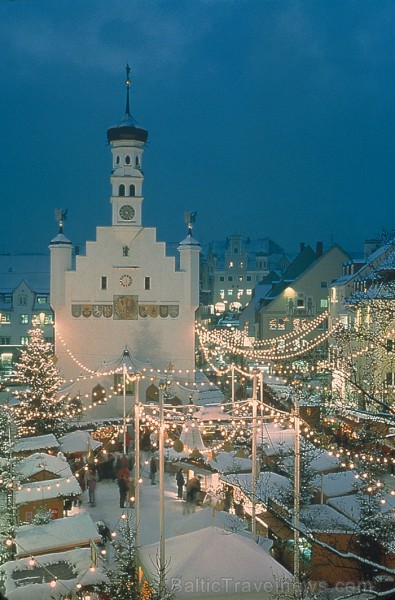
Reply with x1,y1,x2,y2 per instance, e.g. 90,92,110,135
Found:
119,205,135,221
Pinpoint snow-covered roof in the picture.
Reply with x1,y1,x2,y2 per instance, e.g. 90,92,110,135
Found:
313,470,361,499
258,423,295,456
0,255,50,295
328,493,395,523
209,451,252,474
16,452,72,481
223,471,290,505
194,403,231,422
0,548,108,600
12,434,59,454
171,507,246,537
296,505,357,534
58,430,102,454
15,513,101,557
194,387,225,407
139,526,292,599
15,475,81,505
280,446,342,475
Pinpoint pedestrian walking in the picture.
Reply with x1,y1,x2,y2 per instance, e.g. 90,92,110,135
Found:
87,470,97,506
184,475,202,515
150,455,157,485
176,467,185,499
223,486,233,512
118,474,129,508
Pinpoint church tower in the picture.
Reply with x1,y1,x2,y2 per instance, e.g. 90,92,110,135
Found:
49,68,201,416
108,65,148,228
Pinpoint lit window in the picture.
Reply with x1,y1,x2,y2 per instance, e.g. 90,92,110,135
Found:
246,289,252,295
229,261,234,268
37,296,47,304
44,314,54,325
320,299,328,308
227,289,233,296
20,314,29,324
0,314,10,324
269,318,277,330
238,276,243,282
20,336,29,345
278,318,286,330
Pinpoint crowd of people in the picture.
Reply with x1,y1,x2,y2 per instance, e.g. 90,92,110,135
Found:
69,448,244,520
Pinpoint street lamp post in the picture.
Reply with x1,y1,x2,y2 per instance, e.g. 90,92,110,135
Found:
158,379,166,594
134,376,141,549
251,369,259,543
293,392,301,599
122,361,127,455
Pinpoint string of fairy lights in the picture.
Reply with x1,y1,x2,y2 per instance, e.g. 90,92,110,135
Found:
3,310,395,595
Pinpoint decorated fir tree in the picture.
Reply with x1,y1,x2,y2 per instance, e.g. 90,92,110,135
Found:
106,512,139,600
0,405,17,565
12,326,68,438
0,405,12,459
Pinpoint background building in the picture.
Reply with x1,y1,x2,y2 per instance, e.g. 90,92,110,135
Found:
0,255,52,378
199,235,287,322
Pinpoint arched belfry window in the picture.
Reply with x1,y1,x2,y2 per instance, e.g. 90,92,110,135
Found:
119,184,125,197
135,156,140,167
116,156,120,165
130,184,136,197
125,155,131,165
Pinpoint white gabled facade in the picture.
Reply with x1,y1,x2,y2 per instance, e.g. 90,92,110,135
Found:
50,69,200,416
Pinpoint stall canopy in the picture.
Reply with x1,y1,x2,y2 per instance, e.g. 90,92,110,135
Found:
139,526,292,600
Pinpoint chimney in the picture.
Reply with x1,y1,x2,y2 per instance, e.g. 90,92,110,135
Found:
316,241,323,257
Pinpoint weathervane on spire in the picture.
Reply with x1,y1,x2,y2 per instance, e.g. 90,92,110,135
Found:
55,208,68,234
184,211,197,236
125,63,131,116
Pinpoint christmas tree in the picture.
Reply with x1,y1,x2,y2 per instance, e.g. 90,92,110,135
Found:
12,326,69,438
0,405,17,565
105,512,139,600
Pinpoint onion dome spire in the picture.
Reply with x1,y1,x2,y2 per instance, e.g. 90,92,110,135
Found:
107,65,148,144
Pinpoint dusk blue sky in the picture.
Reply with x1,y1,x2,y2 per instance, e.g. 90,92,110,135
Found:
1,0,395,256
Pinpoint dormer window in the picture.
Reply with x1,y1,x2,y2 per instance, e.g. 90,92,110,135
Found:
119,184,125,197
